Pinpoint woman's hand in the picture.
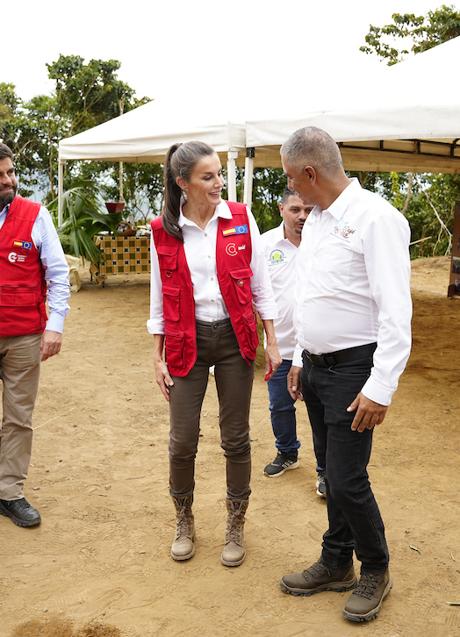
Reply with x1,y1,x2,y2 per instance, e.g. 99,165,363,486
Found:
264,341,282,380
155,356,174,401
261,319,282,380
153,334,174,401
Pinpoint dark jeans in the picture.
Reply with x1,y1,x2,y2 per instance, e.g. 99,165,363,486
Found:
301,351,389,573
168,319,254,501
268,359,326,470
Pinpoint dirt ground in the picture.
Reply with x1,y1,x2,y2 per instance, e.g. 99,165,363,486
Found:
1,257,459,637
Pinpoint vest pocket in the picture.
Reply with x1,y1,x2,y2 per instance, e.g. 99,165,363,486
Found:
165,332,184,370
163,286,180,322
242,310,259,352
229,267,253,305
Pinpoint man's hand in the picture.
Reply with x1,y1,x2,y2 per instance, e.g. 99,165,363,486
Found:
287,365,303,401
347,392,388,432
40,330,62,361
264,341,282,380
155,357,174,402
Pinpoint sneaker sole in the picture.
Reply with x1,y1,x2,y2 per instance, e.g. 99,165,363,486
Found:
0,504,41,528
343,579,392,622
280,577,357,596
316,488,327,499
264,461,299,478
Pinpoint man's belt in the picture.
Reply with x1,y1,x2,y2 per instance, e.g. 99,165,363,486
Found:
302,343,377,368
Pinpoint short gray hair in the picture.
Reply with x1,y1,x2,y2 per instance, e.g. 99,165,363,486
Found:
281,127,343,175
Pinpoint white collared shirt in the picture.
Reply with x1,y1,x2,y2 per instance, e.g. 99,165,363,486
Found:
147,200,277,334
293,179,412,406
0,203,70,333
261,222,298,359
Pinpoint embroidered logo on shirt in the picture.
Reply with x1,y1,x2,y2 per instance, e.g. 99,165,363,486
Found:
13,240,33,250
222,225,248,236
225,243,237,256
269,249,285,265
333,224,356,239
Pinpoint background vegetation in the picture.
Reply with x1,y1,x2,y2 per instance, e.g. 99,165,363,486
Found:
1,5,459,259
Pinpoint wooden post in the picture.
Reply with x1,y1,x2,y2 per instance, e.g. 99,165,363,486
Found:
447,201,460,297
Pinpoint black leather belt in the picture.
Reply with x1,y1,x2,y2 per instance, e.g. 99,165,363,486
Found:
302,343,377,368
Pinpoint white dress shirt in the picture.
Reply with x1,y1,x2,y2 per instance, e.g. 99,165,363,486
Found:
147,200,277,334
293,179,412,406
261,222,298,359
0,203,70,333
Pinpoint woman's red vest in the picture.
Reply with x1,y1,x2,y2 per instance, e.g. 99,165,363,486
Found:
151,201,259,377
0,196,47,337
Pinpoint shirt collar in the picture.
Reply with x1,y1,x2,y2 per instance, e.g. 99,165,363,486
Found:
0,204,9,216
178,199,232,228
323,178,361,221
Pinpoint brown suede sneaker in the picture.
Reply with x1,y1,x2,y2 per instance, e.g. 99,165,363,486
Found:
280,559,357,596
343,569,392,622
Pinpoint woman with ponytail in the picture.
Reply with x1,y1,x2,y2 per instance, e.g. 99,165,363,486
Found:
148,141,281,567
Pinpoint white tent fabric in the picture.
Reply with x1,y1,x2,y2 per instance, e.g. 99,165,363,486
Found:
59,97,245,163
245,36,460,174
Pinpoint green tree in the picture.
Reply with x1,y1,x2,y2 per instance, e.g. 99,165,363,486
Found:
359,5,460,257
360,4,460,65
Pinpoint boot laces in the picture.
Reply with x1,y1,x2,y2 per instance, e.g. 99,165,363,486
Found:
175,506,192,539
354,573,379,599
304,560,329,578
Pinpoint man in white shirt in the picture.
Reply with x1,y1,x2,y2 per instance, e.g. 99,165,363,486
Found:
0,143,70,528
261,190,327,496
279,127,411,624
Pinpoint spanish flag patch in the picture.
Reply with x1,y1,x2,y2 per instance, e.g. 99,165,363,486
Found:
222,224,248,236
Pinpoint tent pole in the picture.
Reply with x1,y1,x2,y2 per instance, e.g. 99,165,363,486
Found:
119,161,124,201
243,147,255,206
227,150,238,202
58,159,65,228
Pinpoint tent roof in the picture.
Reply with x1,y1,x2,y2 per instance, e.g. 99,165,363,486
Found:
59,96,246,163
246,37,460,173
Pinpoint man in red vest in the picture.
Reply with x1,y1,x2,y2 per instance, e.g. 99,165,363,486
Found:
0,143,70,528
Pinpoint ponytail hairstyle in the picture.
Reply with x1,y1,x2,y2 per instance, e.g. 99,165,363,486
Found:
162,141,216,241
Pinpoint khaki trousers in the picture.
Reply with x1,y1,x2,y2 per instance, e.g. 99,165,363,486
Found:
0,334,41,500
168,319,254,501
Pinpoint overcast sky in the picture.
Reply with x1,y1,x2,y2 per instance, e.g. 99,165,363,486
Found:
4,0,443,103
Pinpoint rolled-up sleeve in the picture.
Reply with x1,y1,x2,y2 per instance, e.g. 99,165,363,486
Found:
361,211,412,405
248,210,278,320
34,207,70,333
147,233,165,334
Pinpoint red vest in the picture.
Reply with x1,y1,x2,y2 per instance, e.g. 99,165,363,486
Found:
0,196,47,337
151,201,259,377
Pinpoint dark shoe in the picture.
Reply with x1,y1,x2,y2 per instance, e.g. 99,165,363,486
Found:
281,559,357,596
264,453,299,477
316,471,327,498
0,497,41,528
343,569,392,622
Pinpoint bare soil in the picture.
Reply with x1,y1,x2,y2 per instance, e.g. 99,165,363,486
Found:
1,257,459,637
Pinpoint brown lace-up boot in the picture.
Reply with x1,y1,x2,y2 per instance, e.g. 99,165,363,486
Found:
221,498,248,567
171,495,195,561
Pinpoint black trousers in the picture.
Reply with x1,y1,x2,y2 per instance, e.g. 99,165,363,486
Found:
301,351,389,573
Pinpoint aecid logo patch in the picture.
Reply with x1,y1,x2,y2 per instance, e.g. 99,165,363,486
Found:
8,252,27,264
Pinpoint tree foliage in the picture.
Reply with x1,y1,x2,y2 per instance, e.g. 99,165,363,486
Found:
360,4,460,64
358,4,460,258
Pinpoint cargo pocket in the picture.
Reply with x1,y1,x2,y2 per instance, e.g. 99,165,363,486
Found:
163,286,180,322
165,332,184,370
230,267,253,305
243,310,259,352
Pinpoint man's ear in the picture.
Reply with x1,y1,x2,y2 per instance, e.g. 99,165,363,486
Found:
278,202,284,217
304,166,316,183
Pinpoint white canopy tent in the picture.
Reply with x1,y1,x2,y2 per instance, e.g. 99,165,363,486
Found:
58,96,247,225
243,37,460,197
